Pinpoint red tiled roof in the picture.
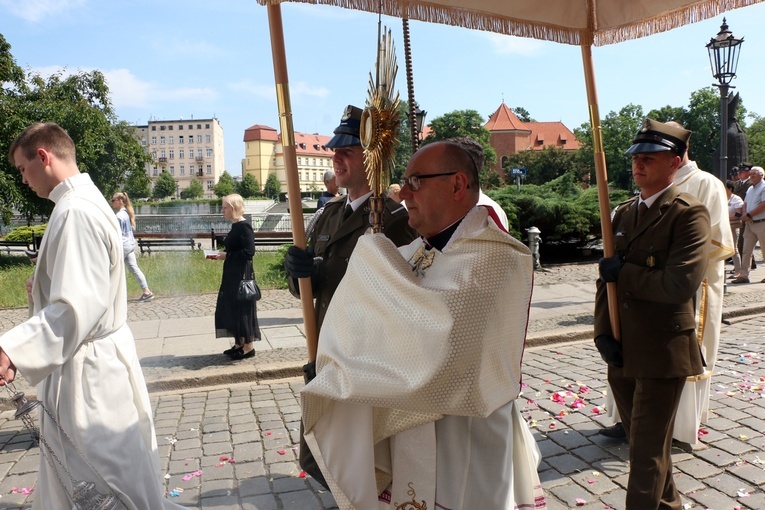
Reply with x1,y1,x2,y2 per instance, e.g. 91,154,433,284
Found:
275,132,334,156
485,102,528,131
243,124,278,142
522,121,581,151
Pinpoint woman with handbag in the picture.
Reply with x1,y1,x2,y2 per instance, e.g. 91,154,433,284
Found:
214,194,261,360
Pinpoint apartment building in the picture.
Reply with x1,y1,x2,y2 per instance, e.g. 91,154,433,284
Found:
135,117,225,198
242,124,333,193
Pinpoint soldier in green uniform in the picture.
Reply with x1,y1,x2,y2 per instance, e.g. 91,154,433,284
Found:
594,119,711,510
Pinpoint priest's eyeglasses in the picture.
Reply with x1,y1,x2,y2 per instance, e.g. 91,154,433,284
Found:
400,172,457,191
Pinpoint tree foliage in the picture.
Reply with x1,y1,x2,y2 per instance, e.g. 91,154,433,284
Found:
512,106,536,123
501,146,579,186
123,167,152,200
487,171,631,242
152,170,177,199
263,173,281,199
422,109,499,188
214,171,236,198
747,115,765,167
236,173,260,198
180,178,204,199
0,34,151,223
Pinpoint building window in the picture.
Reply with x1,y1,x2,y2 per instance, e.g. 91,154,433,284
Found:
169,136,174,144
297,157,302,165
198,165,203,176
141,138,147,146
170,166,175,175
151,136,157,144
160,136,166,145
205,134,211,143
151,126,156,131
179,125,183,130
152,167,158,176
189,151,194,159
169,150,174,159
160,125,166,131
206,148,212,157
168,125,173,130
188,124,193,130
207,181,214,190
197,149,202,159
312,158,316,166
180,165,185,175
179,135,184,144
197,135,202,143
197,124,202,129
160,150,166,158
206,165,211,175
205,123,210,129
179,149,184,159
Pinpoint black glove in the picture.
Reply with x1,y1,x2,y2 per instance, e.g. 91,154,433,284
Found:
594,335,624,368
302,361,317,384
599,255,624,283
285,246,315,278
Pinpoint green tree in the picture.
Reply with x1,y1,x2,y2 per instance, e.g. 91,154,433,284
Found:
393,100,417,184
512,106,536,123
152,170,177,199
214,171,236,198
263,173,281,199
123,168,152,199
576,104,644,190
237,173,260,198
747,114,765,166
501,146,577,185
180,178,204,199
0,34,150,222
422,109,499,188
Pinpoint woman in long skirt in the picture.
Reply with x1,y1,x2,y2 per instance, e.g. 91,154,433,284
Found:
214,194,261,359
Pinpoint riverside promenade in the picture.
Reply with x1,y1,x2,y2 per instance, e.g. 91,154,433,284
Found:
0,261,763,509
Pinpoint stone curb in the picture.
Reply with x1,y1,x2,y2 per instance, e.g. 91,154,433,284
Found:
143,305,765,394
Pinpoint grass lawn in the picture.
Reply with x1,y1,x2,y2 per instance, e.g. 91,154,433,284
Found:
0,250,288,308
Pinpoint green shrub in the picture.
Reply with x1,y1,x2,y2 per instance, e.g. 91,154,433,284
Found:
2,224,47,242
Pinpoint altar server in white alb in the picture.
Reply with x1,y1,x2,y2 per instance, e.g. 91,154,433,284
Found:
0,123,186,510
301,138,546,510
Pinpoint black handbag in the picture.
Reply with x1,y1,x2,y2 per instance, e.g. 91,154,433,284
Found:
237,260,261,301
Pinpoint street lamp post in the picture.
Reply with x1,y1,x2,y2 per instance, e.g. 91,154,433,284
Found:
414,102,427,145
706,18,743,183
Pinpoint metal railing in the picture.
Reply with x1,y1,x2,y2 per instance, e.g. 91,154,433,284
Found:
134,213,313,235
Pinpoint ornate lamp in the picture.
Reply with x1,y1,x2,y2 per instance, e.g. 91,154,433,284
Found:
706,18,743,182
414,103,427,140
2,379,122,509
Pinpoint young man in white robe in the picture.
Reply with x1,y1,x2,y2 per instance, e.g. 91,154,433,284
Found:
301,139,546,510
600,128,735,445
0,123,186,510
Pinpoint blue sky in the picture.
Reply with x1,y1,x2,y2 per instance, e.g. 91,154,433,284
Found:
2,0,765,176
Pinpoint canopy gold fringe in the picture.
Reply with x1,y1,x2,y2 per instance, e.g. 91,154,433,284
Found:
256,0,763,46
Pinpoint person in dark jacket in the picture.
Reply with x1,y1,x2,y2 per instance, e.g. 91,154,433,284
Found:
214,193,260,360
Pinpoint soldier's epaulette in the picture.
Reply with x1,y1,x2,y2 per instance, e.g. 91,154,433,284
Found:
673,192,695,206
326,195,346,205
614,196,637,213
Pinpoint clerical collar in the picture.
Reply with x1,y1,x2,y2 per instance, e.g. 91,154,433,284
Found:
424,216,465,251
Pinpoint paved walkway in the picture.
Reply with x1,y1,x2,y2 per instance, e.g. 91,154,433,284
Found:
0,261,763,508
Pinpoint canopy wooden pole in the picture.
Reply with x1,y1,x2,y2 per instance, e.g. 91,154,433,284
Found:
267,4,319,361
581,44,621,341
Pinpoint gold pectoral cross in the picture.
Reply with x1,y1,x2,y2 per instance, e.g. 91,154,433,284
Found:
408,245,435,276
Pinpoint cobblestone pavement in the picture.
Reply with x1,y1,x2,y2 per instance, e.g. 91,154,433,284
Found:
0,315,763,509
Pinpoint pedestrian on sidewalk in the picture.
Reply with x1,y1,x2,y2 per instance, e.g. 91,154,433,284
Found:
214,193,261,360
732,166,765,284
283,105,417,488
595,119,710,509
727,179,744,278
300,139,545,509
111,192,154,302
0,122,186,510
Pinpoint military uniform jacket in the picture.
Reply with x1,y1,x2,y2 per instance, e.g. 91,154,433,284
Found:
308,195,417,332
594,185,711,379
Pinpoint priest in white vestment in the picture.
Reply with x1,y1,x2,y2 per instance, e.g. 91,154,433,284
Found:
301,140,546,510
0,123,186,509
603,150,734,445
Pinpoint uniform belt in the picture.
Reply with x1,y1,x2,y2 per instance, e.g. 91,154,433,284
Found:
752,218,765,223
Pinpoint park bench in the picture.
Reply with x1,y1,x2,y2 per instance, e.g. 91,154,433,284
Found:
0,234,42,256
210,229,293,250
136,236,199,255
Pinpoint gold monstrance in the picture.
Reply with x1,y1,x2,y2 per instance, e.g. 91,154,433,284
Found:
360,26,400,233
